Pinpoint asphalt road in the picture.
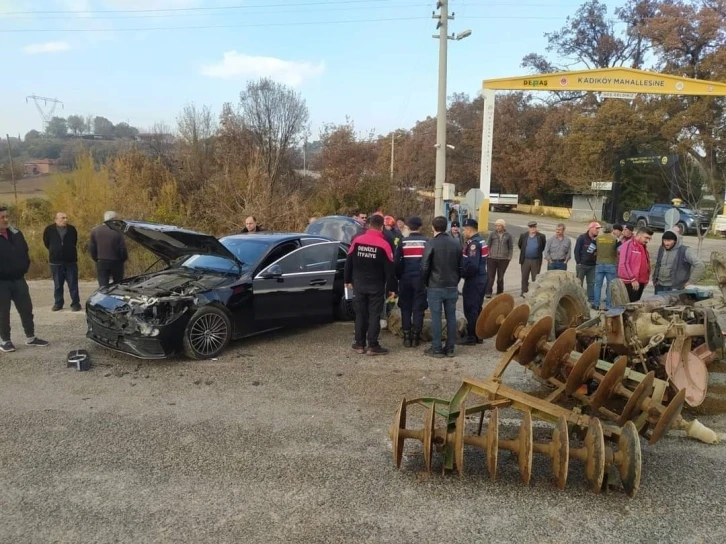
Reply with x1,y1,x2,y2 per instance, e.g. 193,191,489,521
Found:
1,281,725,543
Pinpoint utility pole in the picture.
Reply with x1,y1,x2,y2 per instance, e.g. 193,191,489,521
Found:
432,2,471,218
5,134,18,207
390,134,395,182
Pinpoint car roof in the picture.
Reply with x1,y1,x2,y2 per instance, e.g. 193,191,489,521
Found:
221,232,337,243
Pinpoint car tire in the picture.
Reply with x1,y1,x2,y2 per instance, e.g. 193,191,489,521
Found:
676,221,687,235
636,219,647,230
182,306,232,360
335,295,355,321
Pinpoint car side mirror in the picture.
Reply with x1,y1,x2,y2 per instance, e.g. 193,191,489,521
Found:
261,264,283,279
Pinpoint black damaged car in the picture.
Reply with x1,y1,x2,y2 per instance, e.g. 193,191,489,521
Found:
85,218,362,360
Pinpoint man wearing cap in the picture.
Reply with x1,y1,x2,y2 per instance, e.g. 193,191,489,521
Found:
486,218,513,298
594,224,619,309
459,218,488,345
448,221,464,248
612,224,623,242
518,221,547,296
394,216,428,348
543,223,571,271
574,222,601,305
652,229,705,294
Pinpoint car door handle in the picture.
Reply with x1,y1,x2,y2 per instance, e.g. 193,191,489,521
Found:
309,279,327,286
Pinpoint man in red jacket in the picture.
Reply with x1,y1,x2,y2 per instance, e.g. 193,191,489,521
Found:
617,227,653,302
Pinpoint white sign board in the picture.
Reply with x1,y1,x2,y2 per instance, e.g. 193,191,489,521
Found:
478,89,496,199
600,91,637,100
591,181,613,191
664,208,679,230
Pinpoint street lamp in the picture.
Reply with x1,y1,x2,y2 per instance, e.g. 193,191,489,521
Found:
433,1,471,218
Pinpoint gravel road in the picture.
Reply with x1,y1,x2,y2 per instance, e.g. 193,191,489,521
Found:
1,281,725,543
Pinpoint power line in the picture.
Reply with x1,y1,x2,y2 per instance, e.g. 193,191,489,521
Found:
0,14,631,33
4,3,429,20
0,16,432,32
3,0,392,15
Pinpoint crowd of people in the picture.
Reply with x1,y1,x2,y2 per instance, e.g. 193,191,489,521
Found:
342,211,707,358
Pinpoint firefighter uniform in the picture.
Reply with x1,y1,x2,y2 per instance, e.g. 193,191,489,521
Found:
394,217,428,347
460,220,488,344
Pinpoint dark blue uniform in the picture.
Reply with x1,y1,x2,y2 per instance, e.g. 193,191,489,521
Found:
461,234,488,342
394,233,428,346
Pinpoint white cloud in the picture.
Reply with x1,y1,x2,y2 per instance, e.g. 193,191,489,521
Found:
24,41,72,54
201,51,325,87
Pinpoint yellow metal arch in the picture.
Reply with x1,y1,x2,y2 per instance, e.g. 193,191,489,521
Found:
477,67,726,229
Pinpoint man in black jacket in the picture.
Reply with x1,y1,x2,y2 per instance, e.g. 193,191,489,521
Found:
394,216,427,348
90,211,129,287
43,212,80,311
0,207,49,352
344,214,396,355
574,221,601,306
421,216,463,358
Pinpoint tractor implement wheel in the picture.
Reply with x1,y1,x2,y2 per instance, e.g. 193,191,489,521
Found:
518,411,534,485
617,371,655,426
518,316,553,365
584,418,606,494
477,294,515,339
540,328,577,379
391,398,407,468
590,356,627,410
487,408,499,480
649,388,687,445
564,342,601,394
495,304,530,352
551,416,570,490
616,421,642,498
525,271,591,339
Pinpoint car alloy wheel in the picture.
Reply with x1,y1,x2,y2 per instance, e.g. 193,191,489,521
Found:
183,307,232,359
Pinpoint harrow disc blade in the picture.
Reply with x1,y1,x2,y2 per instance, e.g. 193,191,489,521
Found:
617,371,655,426
584,418,606,494
476,294,515,339
391,398,407,469
551,416,570,491
487,408,499,481
423,403,435,473
454,409,466,476
649,388,687,445
564,342,600,395
590,355,627,410
518,411,533,485
495,304,530,352
518,316,553,366
540,328,576,379
618,421,642,498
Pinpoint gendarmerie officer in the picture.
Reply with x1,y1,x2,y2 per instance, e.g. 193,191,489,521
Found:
459,218,488,345
394,216,428,348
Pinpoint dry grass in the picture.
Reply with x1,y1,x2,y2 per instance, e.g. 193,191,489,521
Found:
0,175,53,203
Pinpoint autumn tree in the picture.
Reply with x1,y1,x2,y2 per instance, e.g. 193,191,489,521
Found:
238,78,310,192
175,103,216,193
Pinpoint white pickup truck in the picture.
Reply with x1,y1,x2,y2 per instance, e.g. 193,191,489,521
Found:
489,193,519,212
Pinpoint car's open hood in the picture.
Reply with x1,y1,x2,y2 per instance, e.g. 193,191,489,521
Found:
106,220,240,264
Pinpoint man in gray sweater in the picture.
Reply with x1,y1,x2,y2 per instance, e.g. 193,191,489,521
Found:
90,211,128,288
485,219,513,298
652,229,705,293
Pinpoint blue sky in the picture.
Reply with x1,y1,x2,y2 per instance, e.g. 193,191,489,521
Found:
1,0,628,140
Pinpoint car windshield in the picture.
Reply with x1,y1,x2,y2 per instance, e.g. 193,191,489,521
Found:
178,237,271,274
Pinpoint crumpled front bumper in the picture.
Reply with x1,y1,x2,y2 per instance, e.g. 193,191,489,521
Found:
85,292,187,359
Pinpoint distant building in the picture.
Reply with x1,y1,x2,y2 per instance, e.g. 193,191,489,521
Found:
24,158,59,176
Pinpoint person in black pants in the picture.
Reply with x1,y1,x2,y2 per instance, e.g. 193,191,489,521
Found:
90,211,128,287
394,216,428,348
421,216,463,358
459,218,488,345
0,207,49,352
43,212,80,311
344,214,396,355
